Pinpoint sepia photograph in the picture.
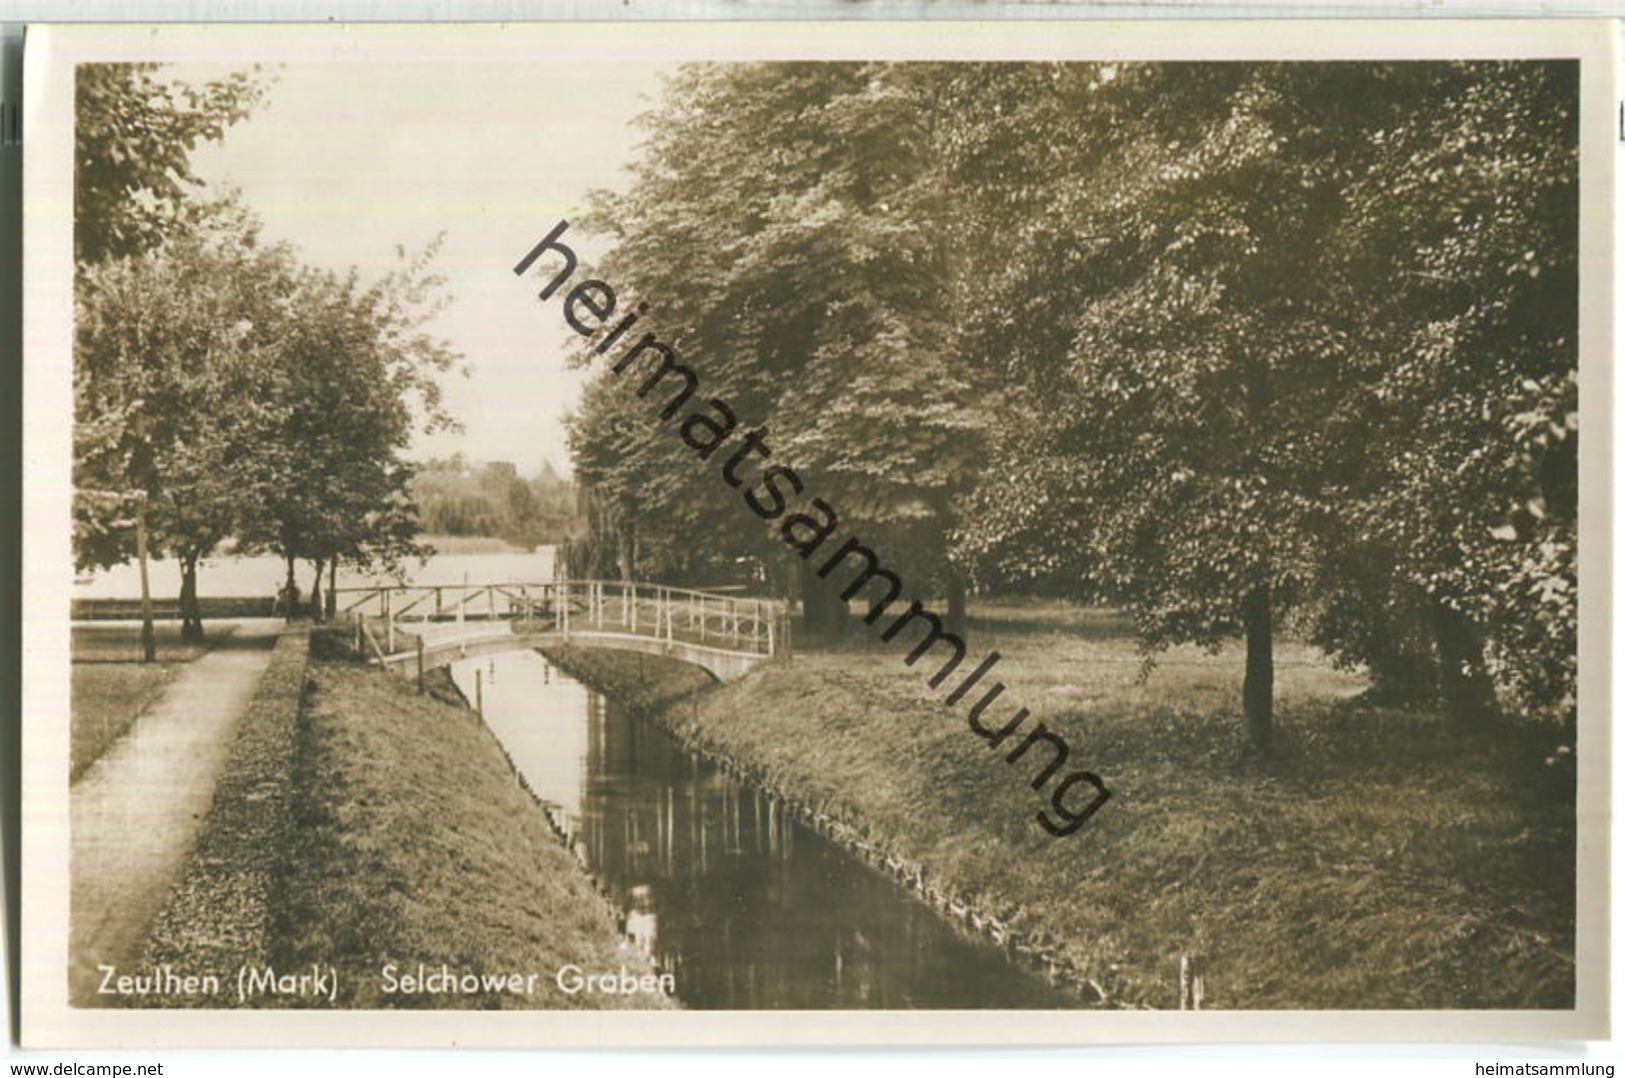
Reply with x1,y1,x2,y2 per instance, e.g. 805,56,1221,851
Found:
19,19,1612,1047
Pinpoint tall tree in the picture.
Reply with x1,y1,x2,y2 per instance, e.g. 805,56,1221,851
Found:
561,59,1578,749
240,243,462,621
957,61,1578,745
76,63,270,267
952,63,1338,752
75,62,270,655
74,218,301,641
1317,61,1580,727
563,63,997,632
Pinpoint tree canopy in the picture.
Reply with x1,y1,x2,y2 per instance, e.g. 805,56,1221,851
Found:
76,63,271,267
410,456,578,547
558,60,1579,748
74,64,463,636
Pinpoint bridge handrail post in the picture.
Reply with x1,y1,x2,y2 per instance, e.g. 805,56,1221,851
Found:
417,636,425,693
359,619,385,666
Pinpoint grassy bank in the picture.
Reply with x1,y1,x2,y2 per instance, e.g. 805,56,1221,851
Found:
541,646,714,716
70,622,238,781
270,658,671,1009
553,599,1574,1010
140,628,312,999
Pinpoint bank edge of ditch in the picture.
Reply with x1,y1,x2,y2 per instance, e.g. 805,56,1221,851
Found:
546,639,1576,1014
137,626,310,1001
137,635,671,1010
538,645,1108,1008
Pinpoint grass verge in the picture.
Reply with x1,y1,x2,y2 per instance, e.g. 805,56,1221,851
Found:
541,646,714,716
70,622,239,782
139,627,312,1000
551,599,1574,1010
269,657,671,1009
70,665,176,783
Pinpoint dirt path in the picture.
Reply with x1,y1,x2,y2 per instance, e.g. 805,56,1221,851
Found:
70,619,283,1004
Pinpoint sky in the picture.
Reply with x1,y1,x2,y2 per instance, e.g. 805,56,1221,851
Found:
182,60,670,479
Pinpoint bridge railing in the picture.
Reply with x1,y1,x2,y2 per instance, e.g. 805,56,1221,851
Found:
333,579,788,661
565,580,785,657
335,582,553,625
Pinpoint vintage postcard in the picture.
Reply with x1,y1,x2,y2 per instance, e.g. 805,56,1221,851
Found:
19,18,1614,1048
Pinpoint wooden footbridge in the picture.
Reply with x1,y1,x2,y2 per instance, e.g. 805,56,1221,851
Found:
335,579,788,683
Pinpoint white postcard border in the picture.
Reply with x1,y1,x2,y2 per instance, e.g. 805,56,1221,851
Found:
20,17,1616,1048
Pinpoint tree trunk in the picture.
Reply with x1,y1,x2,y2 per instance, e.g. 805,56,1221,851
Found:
136,509,156,663
283,554,298,623
615,525,636,584
308,558,325,624
1242,585,1274,754
945,563,969,637
798,557,824,637
1431,600,1499,728
326,559,338,621
798,557,850,639
1240,347,1275,754
178,551,205,644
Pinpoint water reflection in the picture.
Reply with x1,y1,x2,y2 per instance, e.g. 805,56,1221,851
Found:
451,650,1069,1009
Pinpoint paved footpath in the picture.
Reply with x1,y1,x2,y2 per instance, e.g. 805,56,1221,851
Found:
70,619,283,1004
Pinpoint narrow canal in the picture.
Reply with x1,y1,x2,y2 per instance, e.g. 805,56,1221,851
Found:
448,649,1072,1010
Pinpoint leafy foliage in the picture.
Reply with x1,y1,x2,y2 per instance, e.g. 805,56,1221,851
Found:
235,240,463,612
564,60,1579,740
74,213,302,639
410,456,578,546
76,63,271,266
991,63,1574,730
564,64,1011,622
74,65,463,629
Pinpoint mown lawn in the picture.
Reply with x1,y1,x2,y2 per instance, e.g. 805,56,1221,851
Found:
69,622,237,781
71,622,223,663
274,660,673,1009
558,598,1575,1010
70,665,176,783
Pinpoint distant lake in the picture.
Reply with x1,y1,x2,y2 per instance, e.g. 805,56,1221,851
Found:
72,543,558,601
